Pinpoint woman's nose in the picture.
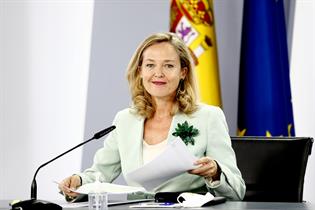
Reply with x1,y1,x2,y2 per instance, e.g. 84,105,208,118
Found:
154,66,164,77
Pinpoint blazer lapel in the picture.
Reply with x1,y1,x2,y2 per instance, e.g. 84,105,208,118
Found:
123,116,145,173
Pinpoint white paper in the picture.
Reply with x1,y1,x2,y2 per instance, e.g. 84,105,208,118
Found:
56,201,88,209
55,180,144,195
74,182,146,194
126,138,198,190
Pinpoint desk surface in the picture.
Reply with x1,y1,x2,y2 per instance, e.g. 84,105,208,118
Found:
1,200,314,210
107,201,314,210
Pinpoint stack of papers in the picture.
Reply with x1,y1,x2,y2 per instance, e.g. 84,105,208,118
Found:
74,182,145,194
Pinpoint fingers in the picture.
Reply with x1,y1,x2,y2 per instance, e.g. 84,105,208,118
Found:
58,175,81,198
189,157,218,178
194,156,212,165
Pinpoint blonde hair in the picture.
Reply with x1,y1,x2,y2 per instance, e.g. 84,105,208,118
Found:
126,32,199,118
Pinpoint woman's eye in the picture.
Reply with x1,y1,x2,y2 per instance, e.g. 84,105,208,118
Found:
165,64,174,69
145,63,154,68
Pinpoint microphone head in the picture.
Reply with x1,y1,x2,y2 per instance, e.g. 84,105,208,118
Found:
93,125,116,139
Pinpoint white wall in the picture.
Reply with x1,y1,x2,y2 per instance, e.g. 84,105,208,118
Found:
290,0,315,203
0,1,94,200
0,0,4,201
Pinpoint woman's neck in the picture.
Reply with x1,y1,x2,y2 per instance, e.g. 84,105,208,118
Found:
153,98,174,119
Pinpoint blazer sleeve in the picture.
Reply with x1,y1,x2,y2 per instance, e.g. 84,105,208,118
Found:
78,113,122,185
205,107,246,200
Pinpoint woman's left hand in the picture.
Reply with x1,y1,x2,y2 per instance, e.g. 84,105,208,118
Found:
188,157,221,180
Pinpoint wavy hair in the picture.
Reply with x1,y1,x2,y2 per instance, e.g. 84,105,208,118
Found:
126,32,199,119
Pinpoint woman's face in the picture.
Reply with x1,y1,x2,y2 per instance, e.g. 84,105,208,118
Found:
139,42,186,102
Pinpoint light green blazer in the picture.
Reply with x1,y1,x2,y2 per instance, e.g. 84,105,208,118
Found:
79,104,245,200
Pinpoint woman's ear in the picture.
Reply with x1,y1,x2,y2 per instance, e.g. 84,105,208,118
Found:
181,67,188,79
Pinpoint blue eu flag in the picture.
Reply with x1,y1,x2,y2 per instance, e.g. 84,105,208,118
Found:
238,0,295,136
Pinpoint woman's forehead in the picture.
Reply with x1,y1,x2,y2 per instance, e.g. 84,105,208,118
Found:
142,42,180,62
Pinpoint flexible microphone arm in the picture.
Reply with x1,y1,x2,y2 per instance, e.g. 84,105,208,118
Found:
30,125,116,199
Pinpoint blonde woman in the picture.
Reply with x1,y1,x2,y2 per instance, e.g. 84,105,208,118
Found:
59,32,245,201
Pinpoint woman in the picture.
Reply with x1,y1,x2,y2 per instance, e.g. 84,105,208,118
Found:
59,32,245,200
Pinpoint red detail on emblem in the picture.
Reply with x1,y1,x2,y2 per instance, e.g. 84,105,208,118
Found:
179,0,213,26
170,0,183,32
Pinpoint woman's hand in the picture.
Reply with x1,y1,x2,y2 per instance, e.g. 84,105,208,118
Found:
188,157,221,180
58,175,81,198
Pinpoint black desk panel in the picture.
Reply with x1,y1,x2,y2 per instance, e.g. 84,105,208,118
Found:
1,200,314,210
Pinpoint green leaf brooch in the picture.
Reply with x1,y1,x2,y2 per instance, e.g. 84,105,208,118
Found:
172,121,199,145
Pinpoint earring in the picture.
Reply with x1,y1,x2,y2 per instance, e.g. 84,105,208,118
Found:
176,79,185,98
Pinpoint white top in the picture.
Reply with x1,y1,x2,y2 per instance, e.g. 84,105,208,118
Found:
142,139,168,165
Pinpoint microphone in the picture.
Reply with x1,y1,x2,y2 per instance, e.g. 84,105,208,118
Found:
11,125,116,210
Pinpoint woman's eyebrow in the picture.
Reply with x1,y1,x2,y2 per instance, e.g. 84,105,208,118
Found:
163,59,176,63
143,58,176,63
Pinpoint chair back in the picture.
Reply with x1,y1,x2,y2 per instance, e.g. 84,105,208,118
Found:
231,136,313,202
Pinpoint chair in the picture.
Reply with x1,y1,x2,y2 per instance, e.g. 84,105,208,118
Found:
231,136,313,202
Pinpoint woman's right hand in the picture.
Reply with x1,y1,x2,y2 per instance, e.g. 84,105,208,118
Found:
58,175,82,198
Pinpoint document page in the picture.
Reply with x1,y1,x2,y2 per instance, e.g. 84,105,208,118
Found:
126,138,198,190
74,182,145,194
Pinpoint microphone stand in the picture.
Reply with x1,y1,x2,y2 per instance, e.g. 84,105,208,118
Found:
11,125,116,210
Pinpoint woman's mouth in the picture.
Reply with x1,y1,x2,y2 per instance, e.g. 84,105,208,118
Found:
152,81,166,85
